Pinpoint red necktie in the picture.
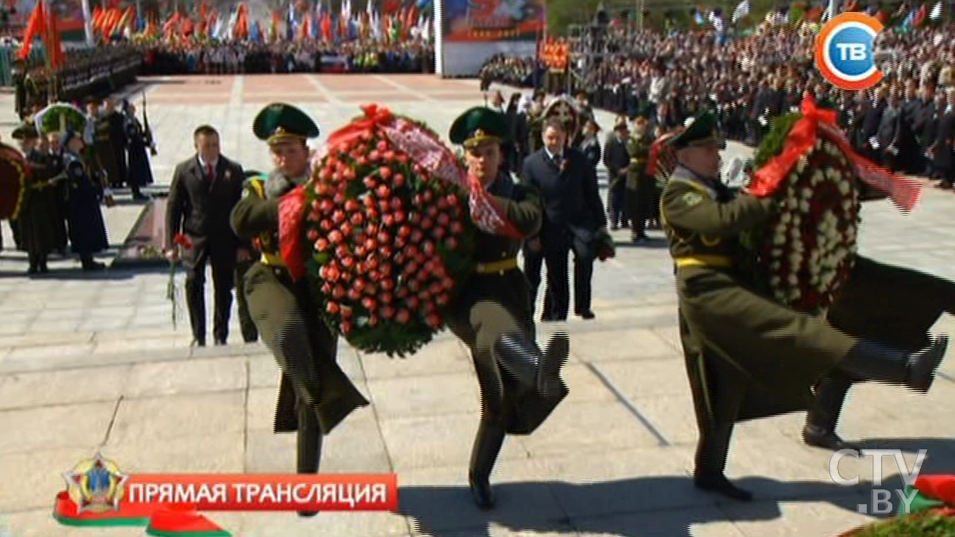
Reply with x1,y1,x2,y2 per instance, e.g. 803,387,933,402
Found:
207,163,215,187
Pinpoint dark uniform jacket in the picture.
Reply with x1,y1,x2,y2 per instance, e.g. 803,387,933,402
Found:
445,173,566,434
522,147,607,249
166,155,245,254
662,165,855,424
230,171,369,434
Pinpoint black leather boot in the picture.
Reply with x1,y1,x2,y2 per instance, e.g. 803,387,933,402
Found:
693,421,752,501
803,372,859,451
296,403,323,517
493,332,568,398
468,420,506,510
493,332,539,388
539,333,570,398
839,336,949,393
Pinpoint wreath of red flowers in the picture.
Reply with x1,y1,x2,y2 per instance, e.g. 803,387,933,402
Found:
298,106,479,356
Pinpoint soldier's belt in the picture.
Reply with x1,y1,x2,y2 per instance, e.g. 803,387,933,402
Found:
674,255,732,268
476,258,518,274
261,252,286,267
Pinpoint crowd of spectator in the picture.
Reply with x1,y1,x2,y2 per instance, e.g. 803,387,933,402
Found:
480,21,955,186
138,40,435,75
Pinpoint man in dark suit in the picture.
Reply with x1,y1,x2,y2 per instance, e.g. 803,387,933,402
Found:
603,120,631,230
166,125,247,346
913,86,940,177
523,118,607,321
931,89,955,188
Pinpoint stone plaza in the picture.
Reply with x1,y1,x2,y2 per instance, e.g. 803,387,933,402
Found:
0,74,954,537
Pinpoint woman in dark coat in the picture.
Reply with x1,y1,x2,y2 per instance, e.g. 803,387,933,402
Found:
61,131,108,271
122,100,154,200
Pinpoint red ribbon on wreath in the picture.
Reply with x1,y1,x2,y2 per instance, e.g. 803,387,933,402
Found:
749,94,922,212
278,104,524,281
279,184,308,281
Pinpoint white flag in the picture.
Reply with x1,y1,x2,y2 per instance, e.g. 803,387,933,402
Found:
930,1,942,20
709,11,724,33
732,0,750,23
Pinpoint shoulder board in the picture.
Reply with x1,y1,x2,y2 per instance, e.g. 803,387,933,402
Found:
243,175,267,198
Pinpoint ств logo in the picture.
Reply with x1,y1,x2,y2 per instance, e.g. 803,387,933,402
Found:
815,12,884,90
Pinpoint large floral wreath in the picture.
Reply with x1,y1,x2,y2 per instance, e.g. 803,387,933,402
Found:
277,105,522,356
739,95,922,313
0,143,27,221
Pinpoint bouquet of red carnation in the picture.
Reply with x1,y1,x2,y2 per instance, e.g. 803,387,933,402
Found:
294,106,479,356
740,94,922,313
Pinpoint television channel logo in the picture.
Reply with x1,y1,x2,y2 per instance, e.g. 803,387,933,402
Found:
815,12,884,90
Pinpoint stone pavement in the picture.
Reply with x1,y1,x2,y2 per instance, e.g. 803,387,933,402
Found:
0,75,955,537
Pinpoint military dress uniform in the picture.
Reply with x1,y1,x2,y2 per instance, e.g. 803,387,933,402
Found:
230,104,369,516
445,107,569,510
625,124,655,242
661,111,949,501
14,123,68,274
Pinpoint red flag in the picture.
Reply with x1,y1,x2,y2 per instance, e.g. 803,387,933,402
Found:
198,3,208,35
236,4,249,39
180,16,194,37
321,12,331,41
46,3,64,68
163,11,181,37
18,1,46,60
92,5,103,32
914,4,928,26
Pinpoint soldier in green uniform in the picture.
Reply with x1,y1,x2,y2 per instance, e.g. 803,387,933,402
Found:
662,110,949,501
230,103,369,517
445,107,570,510
625,114,655,243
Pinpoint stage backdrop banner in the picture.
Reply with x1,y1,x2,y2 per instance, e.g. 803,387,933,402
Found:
436,0,544,77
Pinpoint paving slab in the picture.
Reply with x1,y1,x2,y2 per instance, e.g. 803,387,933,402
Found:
106,391,245,445
399,459,567,534
124,356,247,397
0,364,130,409
0,401,116,455
379,413,530,471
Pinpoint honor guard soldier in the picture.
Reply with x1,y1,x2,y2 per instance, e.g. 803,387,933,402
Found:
445,107,569,510
625,113,655,242
661,110,949,501
230,103,369,517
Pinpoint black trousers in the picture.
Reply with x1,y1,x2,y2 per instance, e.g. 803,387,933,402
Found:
523,244,548,318
235,258,259,343
627,179,656,237
543,228,595,320
607,180,627,228
184,238,236,344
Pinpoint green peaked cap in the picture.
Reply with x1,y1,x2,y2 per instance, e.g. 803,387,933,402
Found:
670,109,725,150
253,103,320,145
12,122,39,140
449,107,510,148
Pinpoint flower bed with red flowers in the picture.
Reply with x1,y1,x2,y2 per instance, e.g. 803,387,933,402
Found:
739,95,922,313
300,107,477,356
